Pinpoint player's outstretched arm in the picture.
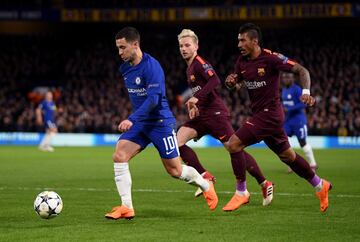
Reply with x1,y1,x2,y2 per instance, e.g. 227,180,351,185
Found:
35,107,43,125
291,63,315,106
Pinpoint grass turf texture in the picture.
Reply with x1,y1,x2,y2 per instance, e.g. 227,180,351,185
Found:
0,146,359,241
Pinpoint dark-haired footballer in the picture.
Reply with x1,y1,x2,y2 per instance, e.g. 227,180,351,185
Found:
224,23,331,212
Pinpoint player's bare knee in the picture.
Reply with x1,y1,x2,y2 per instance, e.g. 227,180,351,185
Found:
223,141,230,150
227,141,243,153
177,140,186,147
225,135,244,153
278,148,296,164
112,151,129,163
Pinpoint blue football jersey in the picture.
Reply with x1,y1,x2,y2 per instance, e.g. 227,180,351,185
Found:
281,83,307,125
119,52,175,125
39,100,56,122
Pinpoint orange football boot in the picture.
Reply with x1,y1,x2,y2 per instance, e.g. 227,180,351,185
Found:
222,191,250,211
195,171,216,197
105,205,135,220
203,182,218,210
316,179,332,212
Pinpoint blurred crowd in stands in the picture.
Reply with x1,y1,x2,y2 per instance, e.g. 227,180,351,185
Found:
0,26,359,136
1,0,356,9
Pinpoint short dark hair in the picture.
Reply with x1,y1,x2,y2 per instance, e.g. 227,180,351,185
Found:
115,27,140,43
239,23,262,47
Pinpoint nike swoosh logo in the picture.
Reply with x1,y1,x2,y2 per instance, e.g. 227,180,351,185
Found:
241,70,246,74
219,135,226,141
166,149,175,155
245,121,255,126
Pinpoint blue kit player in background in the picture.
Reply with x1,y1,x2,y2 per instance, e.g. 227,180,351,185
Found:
36,91,57,152
105,27,218,220
281,72,318,172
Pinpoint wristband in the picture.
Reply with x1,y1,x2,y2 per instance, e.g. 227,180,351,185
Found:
302,89,310,95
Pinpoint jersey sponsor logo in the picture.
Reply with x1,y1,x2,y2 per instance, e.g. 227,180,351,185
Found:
244,80,267,89
257,68,265,76
191,85,201,94
283,100,295,106
135,77,141,85
127,88,147,96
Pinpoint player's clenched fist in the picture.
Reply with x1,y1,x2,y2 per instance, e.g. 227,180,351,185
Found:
118,119,133,132
300,94,315,106
225,73,238,89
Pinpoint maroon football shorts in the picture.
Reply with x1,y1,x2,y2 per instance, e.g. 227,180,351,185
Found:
234,110,290,154
183,114,234,143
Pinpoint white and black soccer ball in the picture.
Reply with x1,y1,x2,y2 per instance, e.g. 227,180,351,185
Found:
34,191,63,219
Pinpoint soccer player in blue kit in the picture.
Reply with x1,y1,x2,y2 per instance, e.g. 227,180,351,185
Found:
105,27,218,220
36,91,57,152
281,72,318,172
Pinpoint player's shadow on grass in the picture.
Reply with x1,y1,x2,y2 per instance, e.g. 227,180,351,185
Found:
140,208,183,219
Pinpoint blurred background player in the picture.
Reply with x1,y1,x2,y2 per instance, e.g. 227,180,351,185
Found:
281,72,318,173
177,29,274,206
36,91,57,152
105,27,218,220
225,23,331,212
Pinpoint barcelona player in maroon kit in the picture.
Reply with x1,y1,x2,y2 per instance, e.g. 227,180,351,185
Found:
177,29,274,206
224,23,331,212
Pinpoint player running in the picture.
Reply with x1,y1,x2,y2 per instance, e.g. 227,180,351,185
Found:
36,91,57,152
105,27,218,220
281,72,318,172
224,23,331,213
177,29,274,206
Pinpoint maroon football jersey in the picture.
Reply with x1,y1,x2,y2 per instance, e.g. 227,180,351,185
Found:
235,49,295,116
186,55,229,117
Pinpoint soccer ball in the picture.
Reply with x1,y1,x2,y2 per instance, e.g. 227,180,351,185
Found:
34,191,63,219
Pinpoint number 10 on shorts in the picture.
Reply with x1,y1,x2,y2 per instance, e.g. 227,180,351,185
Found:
162,136,176,153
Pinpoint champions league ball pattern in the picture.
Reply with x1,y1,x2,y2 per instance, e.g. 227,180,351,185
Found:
34,191,63,219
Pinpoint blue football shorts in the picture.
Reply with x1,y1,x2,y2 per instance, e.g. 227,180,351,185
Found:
119,121,179,159
284,122,308,140
45,120,57,129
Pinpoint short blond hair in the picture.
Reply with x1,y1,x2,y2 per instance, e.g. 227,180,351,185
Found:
178,29,198,44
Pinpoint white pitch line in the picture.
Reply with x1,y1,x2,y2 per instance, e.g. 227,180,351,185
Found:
1,186,360,198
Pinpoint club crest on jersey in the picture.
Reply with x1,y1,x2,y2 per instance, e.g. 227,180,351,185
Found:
190,75,196,82
258,68,265,76
135,77,141,85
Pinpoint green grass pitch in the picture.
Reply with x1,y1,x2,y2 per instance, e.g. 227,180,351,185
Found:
0,146,359,241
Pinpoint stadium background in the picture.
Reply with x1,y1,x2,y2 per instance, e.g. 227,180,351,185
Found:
0,1,359,147
1,1,360,242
